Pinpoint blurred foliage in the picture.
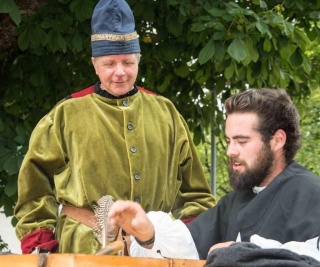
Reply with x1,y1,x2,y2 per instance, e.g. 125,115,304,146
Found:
0,0,320,220
295,92,320,175
0,227,9,253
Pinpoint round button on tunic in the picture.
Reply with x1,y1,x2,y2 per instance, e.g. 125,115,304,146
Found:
134,173,141,180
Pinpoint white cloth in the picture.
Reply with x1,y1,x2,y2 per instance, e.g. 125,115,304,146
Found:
129,211,199,259
250,234,320,262
130,211,320,262
252,186,266,194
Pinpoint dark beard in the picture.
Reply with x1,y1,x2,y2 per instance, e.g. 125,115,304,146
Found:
228,144,274,191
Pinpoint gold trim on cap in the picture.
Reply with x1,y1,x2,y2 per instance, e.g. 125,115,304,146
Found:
91,32,139,42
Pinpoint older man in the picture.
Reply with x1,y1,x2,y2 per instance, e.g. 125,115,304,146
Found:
14,0,215,254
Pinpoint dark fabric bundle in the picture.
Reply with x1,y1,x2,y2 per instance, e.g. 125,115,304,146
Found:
204,242,320,267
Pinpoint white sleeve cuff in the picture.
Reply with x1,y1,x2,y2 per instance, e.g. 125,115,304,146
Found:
129,211,199,259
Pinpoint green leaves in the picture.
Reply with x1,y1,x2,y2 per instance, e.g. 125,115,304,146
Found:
47,29,67,52
199,38,215,65
18,23,47,51
224,63,235,79
0,0,21,25
70,0,95,21
290,48,303,68
256,20,269,35
166,11,183,36
0,0,320,221
72,32,83,51
16,1,91,53
2,153,19,176
227,38,247,62
174,64,190,78
191,23,206,32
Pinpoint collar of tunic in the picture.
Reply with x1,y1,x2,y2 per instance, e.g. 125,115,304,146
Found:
94,81,138,99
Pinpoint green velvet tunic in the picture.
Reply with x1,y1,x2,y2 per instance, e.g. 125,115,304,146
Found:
14,87,215,253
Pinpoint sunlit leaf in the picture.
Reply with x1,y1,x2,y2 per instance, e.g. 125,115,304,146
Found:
227,38,247,62
224,63,234,79
263,39,272,52
256,20,268,34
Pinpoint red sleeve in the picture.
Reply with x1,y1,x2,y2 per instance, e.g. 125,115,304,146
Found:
137,86,157,95
70,85,95,98
21,229,59,254
181,216,196,224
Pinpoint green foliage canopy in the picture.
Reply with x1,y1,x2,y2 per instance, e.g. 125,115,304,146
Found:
0,0,319,219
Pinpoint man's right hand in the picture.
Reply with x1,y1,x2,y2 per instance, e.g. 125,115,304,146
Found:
108,200,155,247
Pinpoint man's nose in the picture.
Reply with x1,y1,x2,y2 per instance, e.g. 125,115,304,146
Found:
226,143,239,158
115,65,125,75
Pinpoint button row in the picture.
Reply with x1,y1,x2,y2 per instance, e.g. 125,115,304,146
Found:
124,105,140,204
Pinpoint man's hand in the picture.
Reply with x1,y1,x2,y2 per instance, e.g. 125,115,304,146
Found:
208,241,235,255
108,200,155,246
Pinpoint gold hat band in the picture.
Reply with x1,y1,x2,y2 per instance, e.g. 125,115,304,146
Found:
91,32,139,42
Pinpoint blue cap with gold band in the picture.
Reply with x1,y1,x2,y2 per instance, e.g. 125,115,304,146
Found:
91,0,141,57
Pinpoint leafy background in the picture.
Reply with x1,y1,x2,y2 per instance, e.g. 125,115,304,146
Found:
0,0,320,251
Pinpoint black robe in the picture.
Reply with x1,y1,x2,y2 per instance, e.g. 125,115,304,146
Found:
188,161,320,259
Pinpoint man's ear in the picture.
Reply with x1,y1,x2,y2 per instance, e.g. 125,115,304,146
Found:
270,129,286,151
91,57,95,66
91,57,98,75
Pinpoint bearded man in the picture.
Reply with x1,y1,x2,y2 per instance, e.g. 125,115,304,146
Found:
106,89,320,263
